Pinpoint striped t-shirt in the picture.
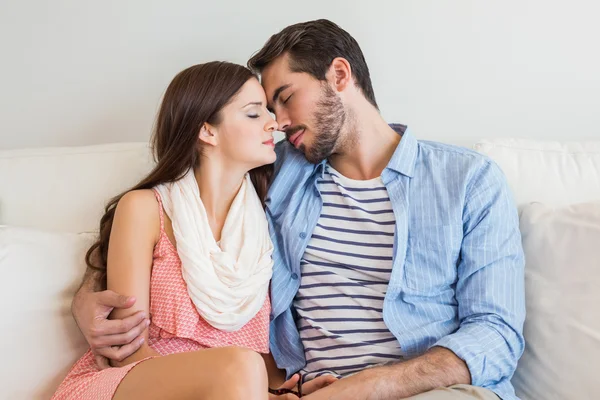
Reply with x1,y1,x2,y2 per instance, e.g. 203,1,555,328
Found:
293,164,403,381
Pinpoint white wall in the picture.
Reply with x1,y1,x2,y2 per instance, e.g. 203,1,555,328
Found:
1,0,599,150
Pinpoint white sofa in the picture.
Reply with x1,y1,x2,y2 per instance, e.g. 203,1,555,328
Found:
1,138,599,400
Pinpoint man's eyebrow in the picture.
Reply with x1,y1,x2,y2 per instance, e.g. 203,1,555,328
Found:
272,84,292,105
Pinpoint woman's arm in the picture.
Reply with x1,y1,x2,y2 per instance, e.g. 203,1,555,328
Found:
262,352,288,388
106,190,162,367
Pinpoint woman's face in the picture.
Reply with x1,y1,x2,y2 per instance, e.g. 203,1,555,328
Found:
209,78,278,170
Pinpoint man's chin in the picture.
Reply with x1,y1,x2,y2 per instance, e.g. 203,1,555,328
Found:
303,149,329,164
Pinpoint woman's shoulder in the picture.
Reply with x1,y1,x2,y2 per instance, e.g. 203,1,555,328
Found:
118,189,159,212
113,189,161,235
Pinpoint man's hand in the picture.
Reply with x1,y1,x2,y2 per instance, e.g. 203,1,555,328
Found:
301,371,408,400
72,289,149,369
301,374,338,396
301,373,376,400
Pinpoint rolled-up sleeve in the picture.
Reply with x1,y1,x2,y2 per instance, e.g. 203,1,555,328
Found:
434,160,525,387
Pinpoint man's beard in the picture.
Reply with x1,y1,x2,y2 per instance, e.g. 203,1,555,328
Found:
292,84,346,164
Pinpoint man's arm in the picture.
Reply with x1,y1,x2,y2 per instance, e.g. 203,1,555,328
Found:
72,270,149,368
304,160,525,399
433,160,526,387
302,347,469,400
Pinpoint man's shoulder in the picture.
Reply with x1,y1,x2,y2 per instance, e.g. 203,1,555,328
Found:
418,140,488,162
415,139,509,198
274,140,311,174
268,141,315,209
417,139,496,177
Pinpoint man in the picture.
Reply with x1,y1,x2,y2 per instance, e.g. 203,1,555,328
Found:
73,19,525,399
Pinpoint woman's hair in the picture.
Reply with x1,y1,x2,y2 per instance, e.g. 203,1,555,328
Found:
85,61,273,286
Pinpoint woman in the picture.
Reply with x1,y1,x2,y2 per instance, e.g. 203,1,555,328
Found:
52,62,332,400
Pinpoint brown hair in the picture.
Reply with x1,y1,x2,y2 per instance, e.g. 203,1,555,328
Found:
248,19,378,109
85,61,272,285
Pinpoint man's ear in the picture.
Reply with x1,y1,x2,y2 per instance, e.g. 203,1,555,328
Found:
327,57,352,93
199,123,218,147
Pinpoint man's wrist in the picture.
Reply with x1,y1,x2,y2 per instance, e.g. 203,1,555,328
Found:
72,268,102,324
344,364,409,400
347,347,470,399
80,268,103,292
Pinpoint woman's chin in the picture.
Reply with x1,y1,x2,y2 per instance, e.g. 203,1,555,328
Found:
260,150,277,166
247,157,276,171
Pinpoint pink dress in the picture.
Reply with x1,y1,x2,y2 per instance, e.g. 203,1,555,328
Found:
52,190,271,400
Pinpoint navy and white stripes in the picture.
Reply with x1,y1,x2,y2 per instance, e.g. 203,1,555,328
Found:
294,166,402,380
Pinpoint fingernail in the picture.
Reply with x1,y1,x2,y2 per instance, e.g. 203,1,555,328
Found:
146,320,150,326
139,337,145,344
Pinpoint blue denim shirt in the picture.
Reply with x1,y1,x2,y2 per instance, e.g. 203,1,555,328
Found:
266,126,525,400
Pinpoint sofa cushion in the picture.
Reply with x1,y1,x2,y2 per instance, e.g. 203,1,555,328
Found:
0,143,153,232
0,226,93,399
513,201,600,400
474,139,600,208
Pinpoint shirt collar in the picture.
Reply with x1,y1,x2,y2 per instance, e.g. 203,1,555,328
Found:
385,124,417,178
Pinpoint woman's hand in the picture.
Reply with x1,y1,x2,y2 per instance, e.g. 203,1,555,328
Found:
268,373,338,398
269,373,300,399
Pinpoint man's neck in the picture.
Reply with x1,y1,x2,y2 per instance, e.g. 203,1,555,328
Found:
328,104,401,180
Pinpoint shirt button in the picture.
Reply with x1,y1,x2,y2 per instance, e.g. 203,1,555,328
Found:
299,232,307,239
291,273,299,280
270,314,274,321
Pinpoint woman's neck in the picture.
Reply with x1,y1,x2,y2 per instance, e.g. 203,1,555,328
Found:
194,160,247,241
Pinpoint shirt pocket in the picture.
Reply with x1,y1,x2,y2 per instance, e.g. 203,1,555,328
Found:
403,225,462,292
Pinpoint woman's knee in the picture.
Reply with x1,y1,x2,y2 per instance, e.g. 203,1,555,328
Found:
220,346,267,379
211,347,268,398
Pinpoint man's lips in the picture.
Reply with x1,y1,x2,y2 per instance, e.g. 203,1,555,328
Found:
288,129,305,148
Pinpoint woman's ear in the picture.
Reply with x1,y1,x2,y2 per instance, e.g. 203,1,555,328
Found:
198,123,218,147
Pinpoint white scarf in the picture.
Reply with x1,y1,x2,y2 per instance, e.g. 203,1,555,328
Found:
155,169,273,332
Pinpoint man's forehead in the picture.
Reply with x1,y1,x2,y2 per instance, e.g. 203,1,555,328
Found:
260,56,291,94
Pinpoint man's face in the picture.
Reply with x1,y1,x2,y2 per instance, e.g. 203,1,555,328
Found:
261,54,346,164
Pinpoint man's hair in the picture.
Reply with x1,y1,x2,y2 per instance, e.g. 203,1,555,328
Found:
248,19,378,109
